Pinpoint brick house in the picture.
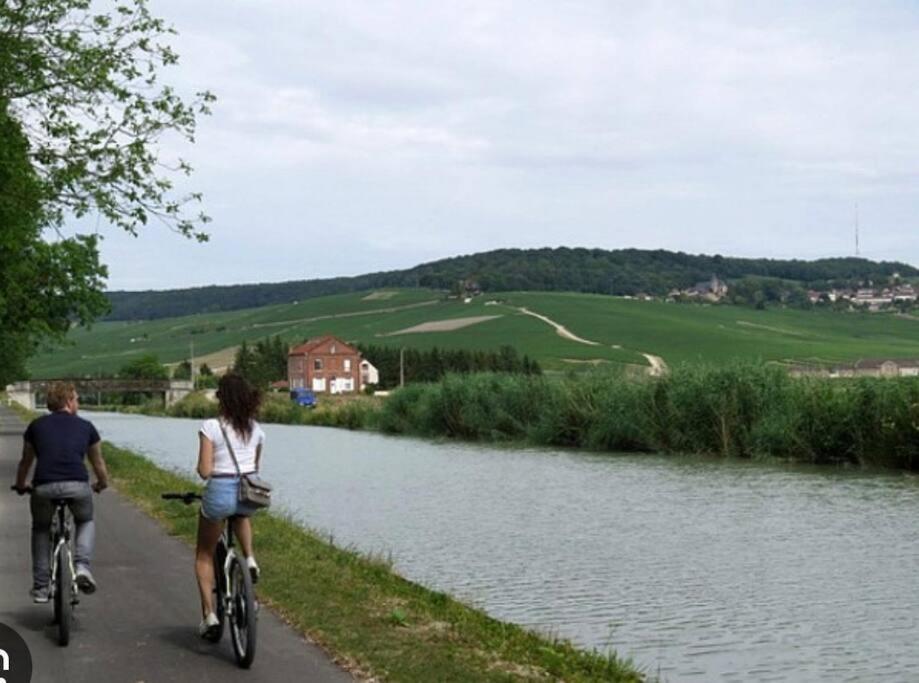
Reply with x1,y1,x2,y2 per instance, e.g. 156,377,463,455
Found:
288,336,363,394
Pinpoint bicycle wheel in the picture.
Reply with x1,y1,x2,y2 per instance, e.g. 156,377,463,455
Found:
55,551,72,646
228,555,257,668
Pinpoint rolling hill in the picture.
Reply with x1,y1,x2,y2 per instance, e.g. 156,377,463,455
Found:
29,288,919,379
104,248,918,321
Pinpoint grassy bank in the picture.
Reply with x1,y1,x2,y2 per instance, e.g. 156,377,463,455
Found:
103,443,642,682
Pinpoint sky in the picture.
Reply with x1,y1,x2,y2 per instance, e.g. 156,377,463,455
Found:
87,0,919,290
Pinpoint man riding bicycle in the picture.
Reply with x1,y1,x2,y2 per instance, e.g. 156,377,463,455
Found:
12,382,109,602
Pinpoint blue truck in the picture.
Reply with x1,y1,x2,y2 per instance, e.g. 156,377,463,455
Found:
290,388,317,408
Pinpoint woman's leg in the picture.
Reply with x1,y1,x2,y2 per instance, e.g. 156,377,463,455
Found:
232,516,254,559
195,514,224,617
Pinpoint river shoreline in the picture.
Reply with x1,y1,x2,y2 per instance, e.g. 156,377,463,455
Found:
85,362,919,471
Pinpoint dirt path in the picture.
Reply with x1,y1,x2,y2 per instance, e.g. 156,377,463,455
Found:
515,307,668,375
641,353,669,376
515,307,600,346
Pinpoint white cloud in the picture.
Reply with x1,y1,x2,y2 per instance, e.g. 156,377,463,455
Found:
98,0,919,288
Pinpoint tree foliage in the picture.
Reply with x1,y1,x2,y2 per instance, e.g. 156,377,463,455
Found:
0,0,212,383
358,344,541,389
233,337,288,388
0,0,214,237
0,107,108,385
118,353,167,379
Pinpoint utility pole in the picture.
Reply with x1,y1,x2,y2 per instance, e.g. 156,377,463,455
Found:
190,339,196,388
400,348,405,388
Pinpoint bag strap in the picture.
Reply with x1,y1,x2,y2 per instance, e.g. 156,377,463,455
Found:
218,421,243,478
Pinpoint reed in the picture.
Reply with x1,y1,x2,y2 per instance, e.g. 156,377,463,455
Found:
376,365,919,470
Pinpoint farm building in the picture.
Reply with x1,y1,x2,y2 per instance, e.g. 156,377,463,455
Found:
287,335,378,394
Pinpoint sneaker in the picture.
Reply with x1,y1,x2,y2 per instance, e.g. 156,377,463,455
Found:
75,566,97,594
30,586,50,603
246,556,260,584
198,612,220,642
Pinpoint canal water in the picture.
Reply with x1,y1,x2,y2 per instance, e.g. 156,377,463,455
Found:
89,412,919,682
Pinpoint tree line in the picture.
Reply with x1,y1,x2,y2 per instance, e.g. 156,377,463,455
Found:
103,248,919,321
357,344,541,390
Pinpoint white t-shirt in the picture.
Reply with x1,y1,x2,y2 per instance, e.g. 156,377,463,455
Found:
199,418,265,476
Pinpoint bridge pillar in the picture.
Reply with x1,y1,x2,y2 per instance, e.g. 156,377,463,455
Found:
5,381,35,410
166,380,194,407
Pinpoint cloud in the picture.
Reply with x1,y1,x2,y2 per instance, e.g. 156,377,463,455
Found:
96,0,919,288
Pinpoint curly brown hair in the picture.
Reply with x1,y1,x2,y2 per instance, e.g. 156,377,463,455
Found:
216,373,261,440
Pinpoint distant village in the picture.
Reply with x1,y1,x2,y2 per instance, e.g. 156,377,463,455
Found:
661,273,918,311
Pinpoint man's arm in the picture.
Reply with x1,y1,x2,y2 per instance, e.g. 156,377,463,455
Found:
14,442,36,490
87,441,109,493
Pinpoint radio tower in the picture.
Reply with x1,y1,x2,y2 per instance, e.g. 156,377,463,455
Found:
854,203,860,257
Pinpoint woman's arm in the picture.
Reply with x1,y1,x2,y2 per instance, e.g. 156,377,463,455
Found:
197,433,215,480
255,443,262,472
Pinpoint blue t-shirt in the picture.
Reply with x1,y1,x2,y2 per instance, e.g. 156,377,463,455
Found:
24,412,101,485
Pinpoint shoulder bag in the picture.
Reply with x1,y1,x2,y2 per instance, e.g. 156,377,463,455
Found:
219,422,272,509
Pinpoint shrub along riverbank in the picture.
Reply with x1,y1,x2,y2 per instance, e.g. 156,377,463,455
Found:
87,362,919,469
374,364,919,469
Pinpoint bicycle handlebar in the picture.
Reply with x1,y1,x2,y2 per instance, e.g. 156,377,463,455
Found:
161,492,202,505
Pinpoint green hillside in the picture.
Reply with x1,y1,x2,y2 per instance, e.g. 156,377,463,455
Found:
26,288,919,379
104,247,919,321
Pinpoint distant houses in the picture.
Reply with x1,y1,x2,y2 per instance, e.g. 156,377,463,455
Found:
669,275,729,302
287,335,378,394
807,282,918,311
789,358,919,378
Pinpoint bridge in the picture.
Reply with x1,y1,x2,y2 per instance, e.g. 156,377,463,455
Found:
4,378,194,410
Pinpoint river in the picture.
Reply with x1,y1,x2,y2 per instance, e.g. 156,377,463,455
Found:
88,412,919,682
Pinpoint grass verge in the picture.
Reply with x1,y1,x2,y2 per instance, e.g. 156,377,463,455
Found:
103,442,643,682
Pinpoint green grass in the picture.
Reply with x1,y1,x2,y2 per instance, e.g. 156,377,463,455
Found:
27,288,919,379
102,443,643,682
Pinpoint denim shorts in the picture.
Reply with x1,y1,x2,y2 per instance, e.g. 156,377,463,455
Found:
201,477,259,521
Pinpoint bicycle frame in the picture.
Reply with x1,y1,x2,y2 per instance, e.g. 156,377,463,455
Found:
218,524,239,613
49,503,76,604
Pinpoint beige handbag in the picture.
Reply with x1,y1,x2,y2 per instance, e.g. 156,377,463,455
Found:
219,423,272,509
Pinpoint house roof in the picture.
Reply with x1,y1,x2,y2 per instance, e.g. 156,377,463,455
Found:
853,358,919,369
288,335,360,357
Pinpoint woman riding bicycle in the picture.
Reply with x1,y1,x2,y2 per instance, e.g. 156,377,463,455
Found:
195,373,265,640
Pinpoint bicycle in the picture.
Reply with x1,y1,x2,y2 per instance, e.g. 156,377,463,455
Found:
10,485,79,647
161,491,258,668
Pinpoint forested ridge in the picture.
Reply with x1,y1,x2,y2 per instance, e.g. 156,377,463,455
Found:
106,247,918,321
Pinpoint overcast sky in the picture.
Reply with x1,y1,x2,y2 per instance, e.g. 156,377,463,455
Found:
90,0,919,290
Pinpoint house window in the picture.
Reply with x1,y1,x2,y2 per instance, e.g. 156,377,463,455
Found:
312,378,326,392
314,358,323,371
330,344,337,354
344,359,351,372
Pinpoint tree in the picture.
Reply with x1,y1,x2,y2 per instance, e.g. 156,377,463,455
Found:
0,0,212,383
0,0,214,238
118,354,167,379
0,108,108,385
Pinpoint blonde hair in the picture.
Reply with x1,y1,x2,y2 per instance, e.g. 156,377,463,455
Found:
46,382,76,411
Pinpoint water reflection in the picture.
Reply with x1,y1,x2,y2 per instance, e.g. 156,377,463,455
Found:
90,412,919,681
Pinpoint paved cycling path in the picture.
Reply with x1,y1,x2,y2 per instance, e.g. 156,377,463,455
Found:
0,405,354,683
